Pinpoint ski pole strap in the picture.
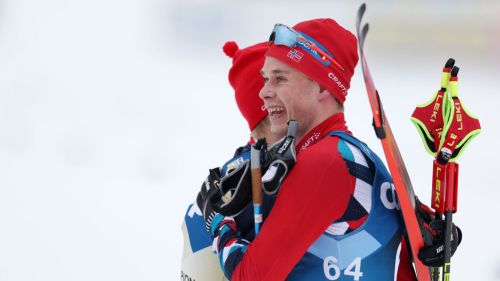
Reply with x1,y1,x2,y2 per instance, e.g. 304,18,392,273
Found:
412,60,481,163
438,70,481,163
411,59,455,157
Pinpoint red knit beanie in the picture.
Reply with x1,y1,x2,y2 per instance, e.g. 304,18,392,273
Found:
224,41,268,131
266,19,359,104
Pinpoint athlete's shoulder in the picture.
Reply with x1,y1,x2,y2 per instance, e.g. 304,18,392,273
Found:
298,134,345,164
287,137,350,188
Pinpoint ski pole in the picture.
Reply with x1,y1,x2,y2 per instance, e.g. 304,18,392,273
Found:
251,139,266,235
414,61,481,281
439,67,460,281
412,58,457,281
425,65,459,281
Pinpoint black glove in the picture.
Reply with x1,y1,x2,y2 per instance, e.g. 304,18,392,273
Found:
415,198,463,267
196,168,223,232
418,220,462,267
212,160,252,217
260,121,297,195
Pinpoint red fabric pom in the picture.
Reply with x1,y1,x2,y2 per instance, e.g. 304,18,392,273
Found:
223,41,239,58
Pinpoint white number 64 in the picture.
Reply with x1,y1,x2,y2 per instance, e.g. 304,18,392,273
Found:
323,256,363,280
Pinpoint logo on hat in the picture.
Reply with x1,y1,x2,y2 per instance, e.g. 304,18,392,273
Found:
328,72,347,96
287,49,304,63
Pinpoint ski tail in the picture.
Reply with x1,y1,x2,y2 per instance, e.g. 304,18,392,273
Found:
356,4,431,281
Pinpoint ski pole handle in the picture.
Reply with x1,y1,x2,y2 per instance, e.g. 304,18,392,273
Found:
431,160,446,213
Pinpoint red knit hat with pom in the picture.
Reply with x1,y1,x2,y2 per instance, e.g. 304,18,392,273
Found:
266,19,358,104
224,41,268,131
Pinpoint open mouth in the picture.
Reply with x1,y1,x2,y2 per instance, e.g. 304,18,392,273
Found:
267,106,286,119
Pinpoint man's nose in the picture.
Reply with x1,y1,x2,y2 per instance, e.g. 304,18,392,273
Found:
259,83,276,101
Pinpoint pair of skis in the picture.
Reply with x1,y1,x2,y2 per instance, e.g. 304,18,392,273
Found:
356,4,480,281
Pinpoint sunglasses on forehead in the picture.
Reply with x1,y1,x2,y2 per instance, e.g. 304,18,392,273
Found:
268,23,345,71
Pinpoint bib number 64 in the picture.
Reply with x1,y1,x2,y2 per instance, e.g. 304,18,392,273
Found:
323,256,363,280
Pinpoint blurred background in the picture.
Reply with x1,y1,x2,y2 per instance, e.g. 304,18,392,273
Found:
0,0,498,280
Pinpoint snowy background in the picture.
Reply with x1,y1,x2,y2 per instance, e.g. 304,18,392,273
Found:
0,0,499,280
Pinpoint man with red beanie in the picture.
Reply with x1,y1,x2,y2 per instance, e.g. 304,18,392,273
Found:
198,19,419,280
181,41,284,281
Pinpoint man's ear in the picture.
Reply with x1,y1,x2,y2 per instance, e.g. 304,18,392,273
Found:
317,86,331,101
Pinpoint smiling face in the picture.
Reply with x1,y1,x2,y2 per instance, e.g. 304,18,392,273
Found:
259,56,325,142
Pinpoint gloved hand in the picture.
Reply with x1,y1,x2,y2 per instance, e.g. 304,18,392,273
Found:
196,168,223,232
415,198,463,267
260,121,297,195
418,220,462,267
212,160,252,217
206,121,298,217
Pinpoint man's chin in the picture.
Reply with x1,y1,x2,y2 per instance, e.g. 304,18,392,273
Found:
270,123,288,136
